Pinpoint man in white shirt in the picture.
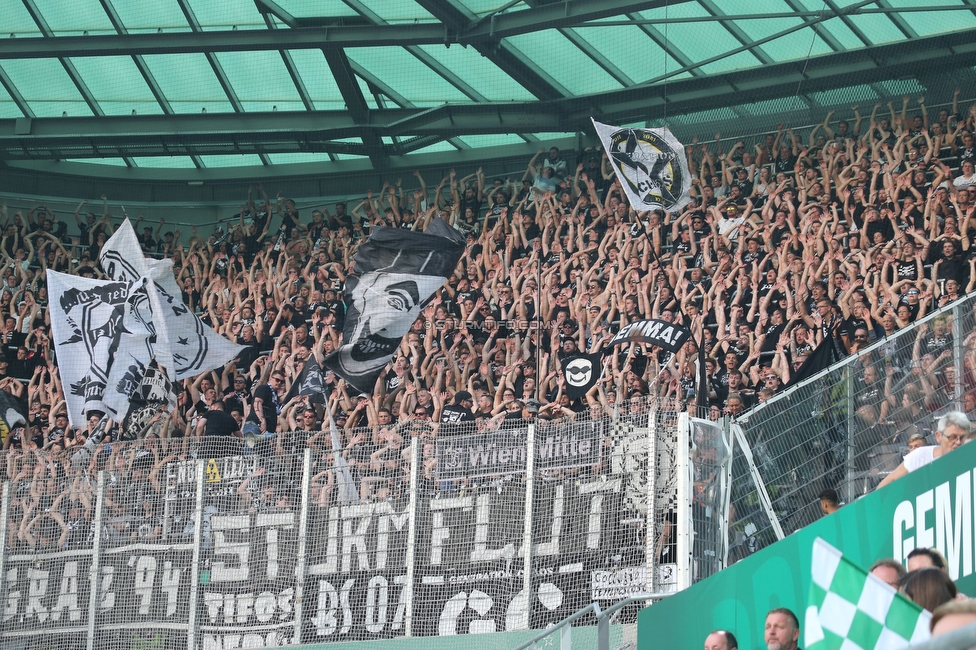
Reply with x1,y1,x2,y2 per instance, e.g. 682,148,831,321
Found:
878,411,971,489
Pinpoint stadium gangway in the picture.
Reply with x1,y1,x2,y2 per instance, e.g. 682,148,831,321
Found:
511,592,674,650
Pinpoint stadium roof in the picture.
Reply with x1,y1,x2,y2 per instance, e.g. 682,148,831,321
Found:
2,0,976,185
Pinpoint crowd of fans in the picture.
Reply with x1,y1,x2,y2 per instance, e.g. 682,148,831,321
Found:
3,92,976,551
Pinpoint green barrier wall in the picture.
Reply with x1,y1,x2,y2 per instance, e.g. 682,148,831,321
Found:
638,440,976,650
297,624,623,650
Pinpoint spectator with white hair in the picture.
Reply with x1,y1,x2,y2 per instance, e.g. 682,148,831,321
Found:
877,411,971,488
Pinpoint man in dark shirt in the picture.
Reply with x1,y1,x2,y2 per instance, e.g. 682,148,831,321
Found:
440,391,475,425
196,401,242,457
245,372,285,439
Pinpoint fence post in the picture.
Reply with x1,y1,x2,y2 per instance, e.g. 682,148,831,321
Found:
954,302,965,411
522,421,536,630
292,448,313,644
86,471,106,650
186,459,205,650
404,434,420,638
0,482,9,615
675,413,692,590
646,406,657,592
845,367,856,504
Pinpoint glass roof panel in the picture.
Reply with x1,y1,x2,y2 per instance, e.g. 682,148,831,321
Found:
571,25,684,86
287,50,345,111
2,59,94,117
131,156,197,169
64,158,129,166
31,0,116,36
2,0,44,37
845,11,909,45
142,54,236,114
366,0,438,23
819,17,869,49
111,0,193,34
0,84,22,118
808,84,883,107
69,57,164,116
734,9,835,61
885,0,976,36
347,47,472,105
457,134,526,148
199,155,266,168
213,51,303,112
637,3,762,74
184,0,265,30
267,153,335,165
505,32,622,95
274,1,359,18
699,51,766,76
416,45,535,102
410,141,458,155
454,0,530,18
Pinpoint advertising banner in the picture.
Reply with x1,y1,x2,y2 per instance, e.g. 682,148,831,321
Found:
638,439,976,650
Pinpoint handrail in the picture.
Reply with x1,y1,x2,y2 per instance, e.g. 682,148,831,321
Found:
512,592,673,650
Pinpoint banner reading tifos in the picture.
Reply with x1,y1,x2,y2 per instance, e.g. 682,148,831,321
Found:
637,438,976,650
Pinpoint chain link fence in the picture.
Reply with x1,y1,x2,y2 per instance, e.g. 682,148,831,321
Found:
729,295,976,561
0,394,712,649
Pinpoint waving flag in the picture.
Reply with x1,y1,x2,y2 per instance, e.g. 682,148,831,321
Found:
592,119,692,212
805,538,930,650
48,271,155,427
324,218,465,393
100,219,244,379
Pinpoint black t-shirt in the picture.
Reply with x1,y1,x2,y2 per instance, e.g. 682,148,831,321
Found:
246,383,280,431
440,404,474,424
203,410,239,437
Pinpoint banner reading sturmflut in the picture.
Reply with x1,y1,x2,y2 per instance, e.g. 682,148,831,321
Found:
592,120,692,212
324,218,465,394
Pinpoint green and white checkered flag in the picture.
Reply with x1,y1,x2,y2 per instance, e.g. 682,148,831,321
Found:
805,538,930,650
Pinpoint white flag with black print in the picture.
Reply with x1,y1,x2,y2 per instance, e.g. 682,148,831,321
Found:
100,219,244,380
592,119,693,212
48,270,156,428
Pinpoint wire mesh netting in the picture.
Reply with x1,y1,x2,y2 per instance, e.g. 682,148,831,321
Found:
728,295,976,561
0,395,697,648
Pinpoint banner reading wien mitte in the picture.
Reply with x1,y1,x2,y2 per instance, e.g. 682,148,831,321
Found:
436,422,602,481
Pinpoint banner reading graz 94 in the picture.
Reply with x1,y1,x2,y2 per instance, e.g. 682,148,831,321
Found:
1,543,194,647
435,422,602,481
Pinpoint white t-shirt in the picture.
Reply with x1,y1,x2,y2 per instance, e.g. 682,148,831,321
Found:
904,445,938,472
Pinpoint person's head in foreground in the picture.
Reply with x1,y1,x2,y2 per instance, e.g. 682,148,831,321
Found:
764,608,800,650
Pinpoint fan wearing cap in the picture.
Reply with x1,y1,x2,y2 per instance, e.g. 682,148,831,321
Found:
711,199,748,241
438,390,475,425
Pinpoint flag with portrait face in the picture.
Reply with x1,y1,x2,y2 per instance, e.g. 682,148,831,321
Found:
324,218,465,394
592,119,692,212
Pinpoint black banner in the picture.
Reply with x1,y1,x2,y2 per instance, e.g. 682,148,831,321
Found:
608,319,691,353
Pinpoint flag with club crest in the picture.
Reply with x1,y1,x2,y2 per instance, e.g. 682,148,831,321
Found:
100,219,244,380
806,538,930,650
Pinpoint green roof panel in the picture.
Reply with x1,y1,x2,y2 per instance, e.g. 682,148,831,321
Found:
142,53,236,114
214,51,304,112
69,56,164,116
2,59,95,117
505,32,621,95
31,0,116,36
111,0,194,34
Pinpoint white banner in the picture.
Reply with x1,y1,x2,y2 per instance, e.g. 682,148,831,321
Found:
48,270,155,427
592,119,692,212
100,219,244,380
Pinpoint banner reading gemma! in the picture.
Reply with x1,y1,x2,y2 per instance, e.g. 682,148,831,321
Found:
435,422,602,481
608,319,691,353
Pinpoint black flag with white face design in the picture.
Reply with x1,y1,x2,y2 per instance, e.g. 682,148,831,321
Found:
324,218,465,394
561,352,603,399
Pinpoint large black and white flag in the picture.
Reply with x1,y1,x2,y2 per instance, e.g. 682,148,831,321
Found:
561,352,604,399
592,119,692,212
608,319,691,353
324,218,465,393
48,270,155,427
100,219,244,380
